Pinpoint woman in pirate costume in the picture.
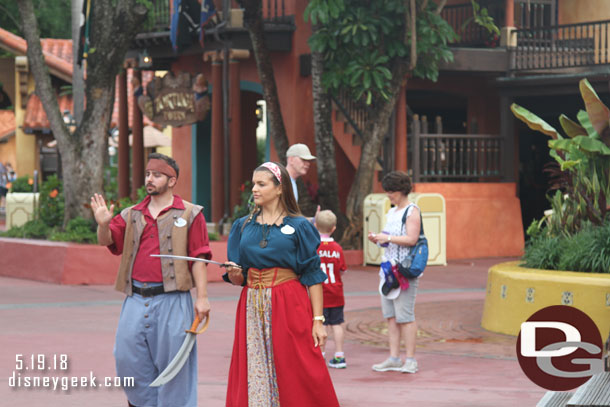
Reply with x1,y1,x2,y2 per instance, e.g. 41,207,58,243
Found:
223,162,339,407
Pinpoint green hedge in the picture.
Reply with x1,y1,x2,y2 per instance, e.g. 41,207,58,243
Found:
522,220,610,273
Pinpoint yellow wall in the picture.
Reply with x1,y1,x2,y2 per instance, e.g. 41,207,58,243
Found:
14,58,37,178
0,136,16,170
482,262,610,337
559,0,610,24
155,126,172,157
0,59,17,169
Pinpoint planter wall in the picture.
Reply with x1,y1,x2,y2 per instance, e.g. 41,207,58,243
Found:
0,238,230,285
5,192,39,229
482,261,610,338
0,237,366,285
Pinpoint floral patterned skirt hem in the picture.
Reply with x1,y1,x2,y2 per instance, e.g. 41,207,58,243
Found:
226,279,340,407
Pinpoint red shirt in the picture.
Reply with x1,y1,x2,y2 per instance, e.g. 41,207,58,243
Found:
108,195,212,282
318,238,347,308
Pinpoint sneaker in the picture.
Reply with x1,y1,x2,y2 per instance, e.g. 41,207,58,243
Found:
328,357,346,369
372,357,403,372
400,359,418,373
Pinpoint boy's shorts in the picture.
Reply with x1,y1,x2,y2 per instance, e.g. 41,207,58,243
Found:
323,306,345,326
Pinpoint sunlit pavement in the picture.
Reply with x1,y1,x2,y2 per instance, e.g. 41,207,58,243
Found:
0,257,545,406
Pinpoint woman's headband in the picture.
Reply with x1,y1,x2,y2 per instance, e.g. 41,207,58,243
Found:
146,158,177,178
261,162,282,184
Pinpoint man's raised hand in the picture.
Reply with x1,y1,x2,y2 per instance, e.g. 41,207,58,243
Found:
90,193,115,226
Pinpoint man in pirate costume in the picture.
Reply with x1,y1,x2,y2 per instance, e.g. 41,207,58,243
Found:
91,153,212,407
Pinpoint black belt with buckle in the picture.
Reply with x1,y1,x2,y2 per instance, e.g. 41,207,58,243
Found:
132,285,165,297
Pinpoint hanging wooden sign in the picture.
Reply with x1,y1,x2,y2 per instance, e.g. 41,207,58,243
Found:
134,71,210,127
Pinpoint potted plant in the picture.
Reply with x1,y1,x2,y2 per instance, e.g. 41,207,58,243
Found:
481,78,610,337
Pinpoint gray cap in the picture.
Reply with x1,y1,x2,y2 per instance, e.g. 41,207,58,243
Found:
286,143,316,160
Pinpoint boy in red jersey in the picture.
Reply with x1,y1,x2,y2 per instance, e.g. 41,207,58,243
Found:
315,210,348,368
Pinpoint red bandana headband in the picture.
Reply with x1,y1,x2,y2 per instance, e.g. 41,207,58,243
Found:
261,162,282,184
146,158,177,178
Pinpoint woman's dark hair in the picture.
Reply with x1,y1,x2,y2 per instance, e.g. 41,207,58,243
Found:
148,152,180,178
381,171,412,195
253,162,301,216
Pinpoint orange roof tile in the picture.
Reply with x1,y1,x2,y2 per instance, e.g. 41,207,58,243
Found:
24,69,155,132
0,110,16,140
41,38,73,66
0,27,72,82
0,28,157,132
23,94,73,132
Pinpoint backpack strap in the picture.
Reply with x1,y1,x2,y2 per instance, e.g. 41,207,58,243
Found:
401,203,425,238
398,203,425,260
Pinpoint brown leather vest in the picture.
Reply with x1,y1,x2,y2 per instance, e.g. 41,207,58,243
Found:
114,200,202,295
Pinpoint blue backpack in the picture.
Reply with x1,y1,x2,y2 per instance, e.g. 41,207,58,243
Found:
396,204,428,279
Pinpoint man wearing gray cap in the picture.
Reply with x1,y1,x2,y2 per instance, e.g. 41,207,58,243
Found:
286,143,316,202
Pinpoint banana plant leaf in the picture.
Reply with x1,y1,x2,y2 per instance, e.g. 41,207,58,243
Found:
560,160,581,171
559,114,585,138
573,135,610,155
511,103,562,139
576,110,599,138
549,136,610,155
579,78,610,135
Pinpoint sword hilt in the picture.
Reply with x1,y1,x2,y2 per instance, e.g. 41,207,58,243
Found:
186,314,210,335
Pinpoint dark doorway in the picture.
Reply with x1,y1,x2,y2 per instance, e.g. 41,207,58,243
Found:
514,93,584,233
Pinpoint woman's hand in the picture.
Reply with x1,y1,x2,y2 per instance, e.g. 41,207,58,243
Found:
225,261,244,286
312,320,327,348
369,232,390,245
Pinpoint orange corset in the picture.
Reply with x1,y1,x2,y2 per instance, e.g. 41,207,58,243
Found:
247,267,298,289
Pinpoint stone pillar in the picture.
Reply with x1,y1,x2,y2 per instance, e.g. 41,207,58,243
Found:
118,70,130,199
131,69,145,199
395,83,407,172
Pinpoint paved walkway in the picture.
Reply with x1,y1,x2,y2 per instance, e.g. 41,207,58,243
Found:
0,257,545,407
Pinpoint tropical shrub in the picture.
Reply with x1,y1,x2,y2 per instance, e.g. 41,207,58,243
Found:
523,220,610,273
38,174,64,228
9,175,35,193
231,181,254,221
513,78,610,272
48,217,97,244
1,176,93,243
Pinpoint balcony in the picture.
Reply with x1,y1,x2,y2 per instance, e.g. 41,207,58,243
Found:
408,115,505,183
441,2,505,48
510,19,610,72
132,0,295,67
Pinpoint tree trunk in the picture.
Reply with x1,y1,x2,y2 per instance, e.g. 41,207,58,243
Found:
71,0,85,124
311,41,347,238
341,65,408,249
240,0,290,163
18,0,147,226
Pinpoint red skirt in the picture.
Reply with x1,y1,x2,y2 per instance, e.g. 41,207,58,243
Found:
226,279,339,407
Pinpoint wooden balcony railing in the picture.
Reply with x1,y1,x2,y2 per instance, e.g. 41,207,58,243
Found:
141,0,291,33
441,2,504,48
409,115,504,182
511,19,610,71
143,0,172,32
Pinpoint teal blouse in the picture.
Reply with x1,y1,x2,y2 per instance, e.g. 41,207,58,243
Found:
224,214,325,286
